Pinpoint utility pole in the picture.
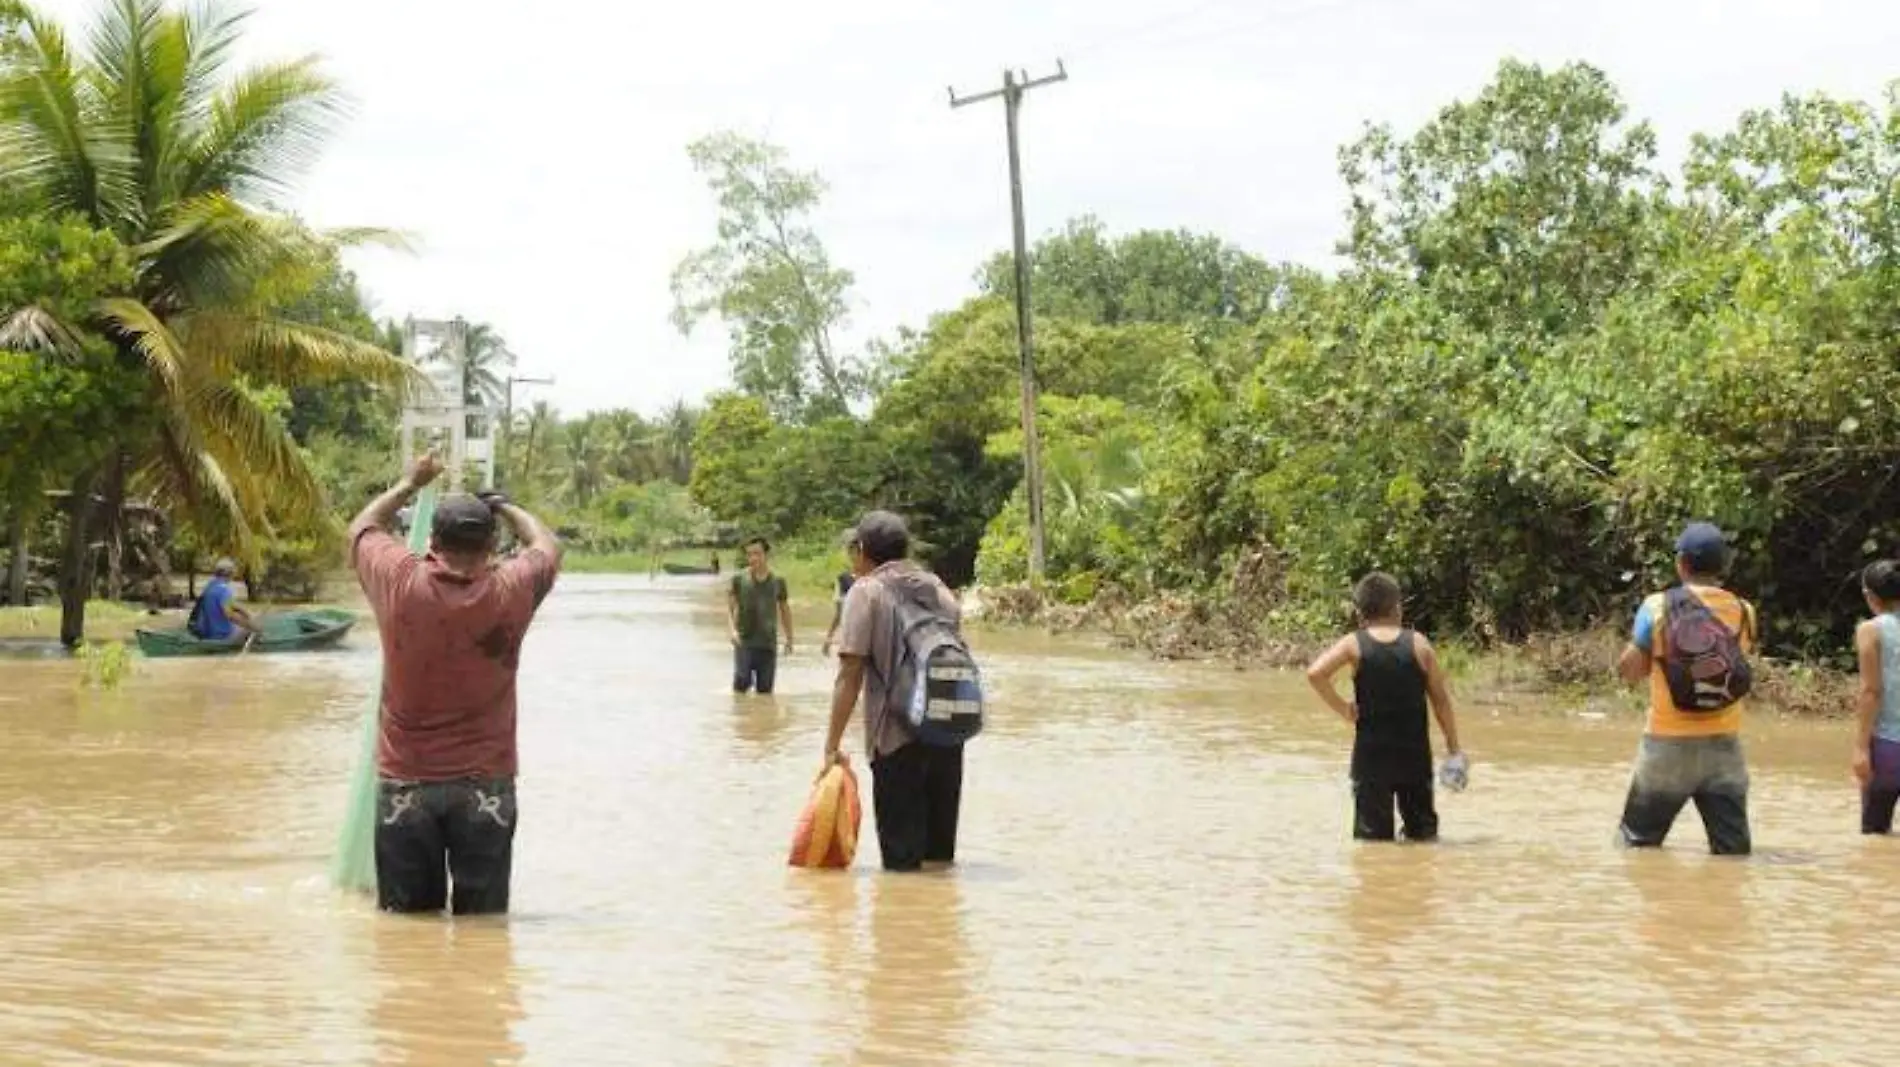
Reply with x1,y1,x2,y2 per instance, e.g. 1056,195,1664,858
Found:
951,60,1067,583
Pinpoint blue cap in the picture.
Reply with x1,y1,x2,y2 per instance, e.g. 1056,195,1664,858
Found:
1676,522,1729,573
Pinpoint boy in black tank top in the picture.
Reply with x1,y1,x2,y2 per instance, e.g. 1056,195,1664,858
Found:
1305,573,1465,841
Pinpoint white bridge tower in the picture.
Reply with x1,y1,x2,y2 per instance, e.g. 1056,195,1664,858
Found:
397,317,495,491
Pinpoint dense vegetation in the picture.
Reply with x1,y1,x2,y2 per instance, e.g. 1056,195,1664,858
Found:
681,62,1900,661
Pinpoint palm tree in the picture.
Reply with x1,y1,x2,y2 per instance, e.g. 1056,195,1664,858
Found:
655,399,699,484
460,321,512,409
561,416,606,509
599,408,660,485
1045,430,1146,521
0,0,413,643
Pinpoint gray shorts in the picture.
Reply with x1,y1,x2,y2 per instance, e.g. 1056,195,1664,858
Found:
1619,735,1750,855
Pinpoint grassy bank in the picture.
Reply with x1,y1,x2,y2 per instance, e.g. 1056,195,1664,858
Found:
563,546,846,602
0,601,155,642
970,584,1857,720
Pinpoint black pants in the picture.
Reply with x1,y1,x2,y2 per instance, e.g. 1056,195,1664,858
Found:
1865,788,1900,834
1618,736,1751,856
376,778,517,915
1353,779,1437,841
732,646,778,694
871,742,964,871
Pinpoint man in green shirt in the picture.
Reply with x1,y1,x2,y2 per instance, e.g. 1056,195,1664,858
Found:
729,536,793,694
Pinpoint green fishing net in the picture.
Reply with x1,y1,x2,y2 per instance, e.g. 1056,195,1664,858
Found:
330,486,437,893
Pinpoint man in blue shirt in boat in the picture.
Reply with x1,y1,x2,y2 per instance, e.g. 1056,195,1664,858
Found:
187,558,257,641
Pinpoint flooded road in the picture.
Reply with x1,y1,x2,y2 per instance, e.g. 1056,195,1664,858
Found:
2,573,1897,1065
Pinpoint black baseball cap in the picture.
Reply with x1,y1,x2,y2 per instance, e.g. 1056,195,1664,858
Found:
432,493,497,551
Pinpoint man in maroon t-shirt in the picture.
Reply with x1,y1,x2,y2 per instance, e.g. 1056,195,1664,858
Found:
349,455,562,915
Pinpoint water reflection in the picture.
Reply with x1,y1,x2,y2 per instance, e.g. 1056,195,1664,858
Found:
856,874,972,1067
1342,841,1449,947
729,691,796,752
368,919,524,1067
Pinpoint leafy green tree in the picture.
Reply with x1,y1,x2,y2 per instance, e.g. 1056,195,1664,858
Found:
1339,60,1665,343
590,479,713,558
867,297,1193,581
979,215,1283,326
687,393,779,528
0,206,133,606
671,132,857,422
0,0,411,642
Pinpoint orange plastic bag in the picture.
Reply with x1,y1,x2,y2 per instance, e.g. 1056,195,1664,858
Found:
788,763,862,869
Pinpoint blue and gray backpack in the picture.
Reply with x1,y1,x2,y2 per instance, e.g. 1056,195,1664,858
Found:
885,586,985,746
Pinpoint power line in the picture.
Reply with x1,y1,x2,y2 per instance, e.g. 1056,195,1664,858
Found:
1073,0,1390,68
1064,0,1257,61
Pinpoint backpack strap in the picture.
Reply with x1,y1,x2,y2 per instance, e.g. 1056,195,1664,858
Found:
1655,591,1674,658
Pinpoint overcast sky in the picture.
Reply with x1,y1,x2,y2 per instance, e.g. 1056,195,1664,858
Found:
31,0,1900,415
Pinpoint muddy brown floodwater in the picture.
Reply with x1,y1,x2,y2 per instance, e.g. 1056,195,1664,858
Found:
1,574,1897,1065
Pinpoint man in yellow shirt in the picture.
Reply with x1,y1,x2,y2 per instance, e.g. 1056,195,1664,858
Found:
1615,523,1759,855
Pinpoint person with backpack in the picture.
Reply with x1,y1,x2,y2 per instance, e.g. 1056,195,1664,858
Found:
1850,560,1900,832
1304,572,1466,842
822,510,982,872
1616,522,1759,855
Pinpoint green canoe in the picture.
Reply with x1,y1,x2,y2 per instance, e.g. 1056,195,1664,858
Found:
134,607,357,658
661,562,716,576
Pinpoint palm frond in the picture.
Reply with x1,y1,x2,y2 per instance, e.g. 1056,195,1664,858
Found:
136,408,256,555
171,2,247,132
322,225,413,254
184,373,325,520
133,191,292,310
95,294,188,397
0,304,87,358
176,309,419,392
0,6,137,226
86,0,169,219
182,55,341,204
